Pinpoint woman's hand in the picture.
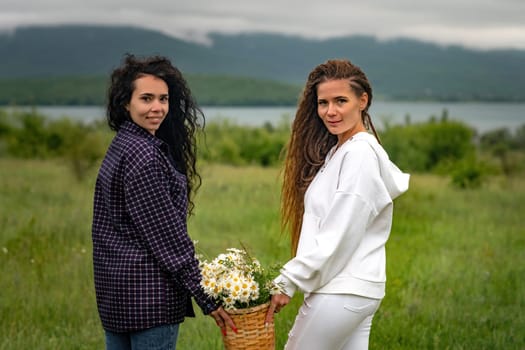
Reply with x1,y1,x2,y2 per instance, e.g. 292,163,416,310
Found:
265,293,291,326
210,306,237,336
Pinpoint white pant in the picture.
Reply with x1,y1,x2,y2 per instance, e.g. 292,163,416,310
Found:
285,293,381,350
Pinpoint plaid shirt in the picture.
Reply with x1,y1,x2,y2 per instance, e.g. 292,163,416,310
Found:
92,121,217,332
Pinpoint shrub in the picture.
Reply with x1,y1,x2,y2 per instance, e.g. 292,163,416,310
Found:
479,126,525,176
381,119,476,173
198,119,289,167
450,157,487,189
0,110,108,180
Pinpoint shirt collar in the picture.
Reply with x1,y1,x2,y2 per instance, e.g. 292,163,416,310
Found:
121,120,166,149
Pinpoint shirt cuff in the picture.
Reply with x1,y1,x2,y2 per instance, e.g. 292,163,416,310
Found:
273,274,297,298
200,298,220,315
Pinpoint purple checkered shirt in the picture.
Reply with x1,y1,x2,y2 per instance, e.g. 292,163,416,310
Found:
92,121,217,332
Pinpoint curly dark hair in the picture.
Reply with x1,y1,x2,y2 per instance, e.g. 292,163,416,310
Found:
281,59,380,255
106,54,204,215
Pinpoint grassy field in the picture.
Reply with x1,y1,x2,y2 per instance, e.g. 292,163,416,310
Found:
0,158,524,349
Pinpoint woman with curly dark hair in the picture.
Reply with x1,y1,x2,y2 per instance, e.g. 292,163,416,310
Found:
92,54,235,350
265,59,409,349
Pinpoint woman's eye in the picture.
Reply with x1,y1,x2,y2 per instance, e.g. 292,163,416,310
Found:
318,100,327,106
337,98,347,104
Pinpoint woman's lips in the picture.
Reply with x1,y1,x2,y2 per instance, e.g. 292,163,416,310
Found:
326,120,341,127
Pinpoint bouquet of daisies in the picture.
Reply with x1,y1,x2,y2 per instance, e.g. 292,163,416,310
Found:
198,247,281,310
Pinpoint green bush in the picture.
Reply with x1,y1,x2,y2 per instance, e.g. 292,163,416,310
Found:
0,109,10,136
515,124,525,150
381,118,476,173
0,110,108,180
198,119,290,167
5,111,54,158
479,126,525,176
450,157,486,189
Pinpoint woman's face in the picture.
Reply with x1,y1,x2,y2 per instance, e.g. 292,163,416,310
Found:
126,74,169,135
316,79,368,145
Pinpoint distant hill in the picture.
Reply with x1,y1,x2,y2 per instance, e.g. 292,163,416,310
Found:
1,25,525,102
0,75,302,106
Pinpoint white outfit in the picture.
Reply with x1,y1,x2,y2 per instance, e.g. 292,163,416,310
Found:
275,132,409,349
285,293,381,349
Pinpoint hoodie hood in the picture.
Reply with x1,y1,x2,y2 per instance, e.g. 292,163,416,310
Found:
353,132,410,200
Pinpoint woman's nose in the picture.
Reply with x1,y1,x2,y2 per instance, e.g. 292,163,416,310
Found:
151,99,163,111
327,102,336,115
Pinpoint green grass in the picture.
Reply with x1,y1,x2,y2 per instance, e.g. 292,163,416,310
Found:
0,159,523,349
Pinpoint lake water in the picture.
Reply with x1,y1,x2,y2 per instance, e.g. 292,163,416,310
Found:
4,101,525,134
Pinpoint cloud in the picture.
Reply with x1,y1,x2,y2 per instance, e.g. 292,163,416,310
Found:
0,0,524,49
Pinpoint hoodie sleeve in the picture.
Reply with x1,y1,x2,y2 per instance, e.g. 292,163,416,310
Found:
276,193,375,297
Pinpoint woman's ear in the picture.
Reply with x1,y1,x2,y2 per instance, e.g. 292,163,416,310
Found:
359,92,368,111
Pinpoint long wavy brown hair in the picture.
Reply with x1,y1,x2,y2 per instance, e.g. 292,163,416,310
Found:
281,59,380,255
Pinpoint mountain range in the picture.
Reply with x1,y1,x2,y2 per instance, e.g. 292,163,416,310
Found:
1,25,525,101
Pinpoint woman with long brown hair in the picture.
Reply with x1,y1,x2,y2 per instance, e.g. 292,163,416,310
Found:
265,59,409,349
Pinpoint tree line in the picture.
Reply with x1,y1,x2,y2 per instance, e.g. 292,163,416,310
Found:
0,108,523,187
0,75,301,106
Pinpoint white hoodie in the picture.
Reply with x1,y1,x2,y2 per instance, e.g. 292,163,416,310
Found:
275,132,409,299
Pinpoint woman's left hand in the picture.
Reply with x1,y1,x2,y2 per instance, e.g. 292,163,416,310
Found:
265,293,291,326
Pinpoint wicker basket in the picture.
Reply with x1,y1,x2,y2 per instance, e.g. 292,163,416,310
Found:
222,302,275,350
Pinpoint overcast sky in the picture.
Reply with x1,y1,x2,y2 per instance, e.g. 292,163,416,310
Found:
1,0,524,50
